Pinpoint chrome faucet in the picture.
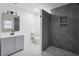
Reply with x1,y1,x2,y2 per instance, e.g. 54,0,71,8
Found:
11,30,15,35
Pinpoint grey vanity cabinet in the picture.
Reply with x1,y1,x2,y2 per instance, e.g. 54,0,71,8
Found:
15,35,24,51
1,37,15,56
0,35,24,56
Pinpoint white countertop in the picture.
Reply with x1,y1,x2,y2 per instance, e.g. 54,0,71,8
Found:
0,32,24,38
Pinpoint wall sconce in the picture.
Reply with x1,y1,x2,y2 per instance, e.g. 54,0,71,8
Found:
7,10,17,16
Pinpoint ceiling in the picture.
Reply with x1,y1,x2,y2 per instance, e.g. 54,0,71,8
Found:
10,3,68,14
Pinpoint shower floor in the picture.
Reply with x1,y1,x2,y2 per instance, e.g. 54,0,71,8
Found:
42,46,78,56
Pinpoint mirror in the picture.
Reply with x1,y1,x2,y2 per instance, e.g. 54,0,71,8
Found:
2,13,20,32
4,21,12,29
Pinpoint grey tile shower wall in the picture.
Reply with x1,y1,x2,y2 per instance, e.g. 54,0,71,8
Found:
42,9,51,51
51,3,79,54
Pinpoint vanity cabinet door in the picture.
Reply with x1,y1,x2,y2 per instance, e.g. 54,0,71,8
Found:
15,35,24,51
1,37,15,56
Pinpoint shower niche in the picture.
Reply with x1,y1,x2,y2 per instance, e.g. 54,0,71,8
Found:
60,16,68,26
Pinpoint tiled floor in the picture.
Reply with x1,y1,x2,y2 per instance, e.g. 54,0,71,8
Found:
42,46,78,56
10,40,78,56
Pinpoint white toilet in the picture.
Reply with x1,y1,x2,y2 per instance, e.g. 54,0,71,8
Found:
31,33,40,44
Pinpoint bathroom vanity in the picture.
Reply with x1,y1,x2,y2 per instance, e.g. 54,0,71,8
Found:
0,11,24,56
0,34,24,56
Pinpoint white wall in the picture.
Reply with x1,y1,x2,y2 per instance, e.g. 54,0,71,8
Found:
0,3,40,45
